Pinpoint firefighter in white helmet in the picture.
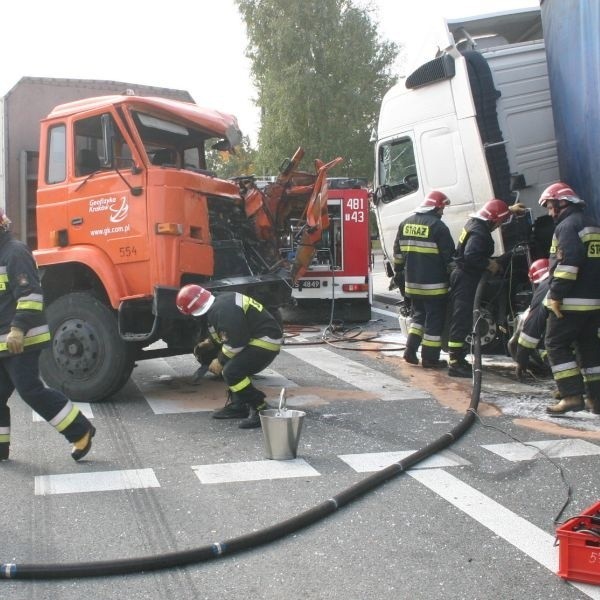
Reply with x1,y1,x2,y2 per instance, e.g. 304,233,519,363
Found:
176,285,283,428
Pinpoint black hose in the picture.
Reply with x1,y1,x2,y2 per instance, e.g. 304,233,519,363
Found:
1,275,489,580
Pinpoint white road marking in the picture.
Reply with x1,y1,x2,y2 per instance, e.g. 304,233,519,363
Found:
338,450,470,472
409,468,600,599
253,367,299,388
32,402,93,422
283,346,429,400
34,468,160,495
192,458,320,484
132,359,215,414
371,305,399,318
483,439,600,462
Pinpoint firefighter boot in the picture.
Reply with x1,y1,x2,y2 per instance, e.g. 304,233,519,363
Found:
546,395,585,415
0,443,9,461
421,349,447,369
239,390,267,429
71,425,96,461
212,390,249,419
585,397,600,415
448,353,472,378
403,334,420,365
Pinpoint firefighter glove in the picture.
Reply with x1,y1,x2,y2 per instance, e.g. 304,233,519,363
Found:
208,358,223,376
193,338,215,360
549,299,563,319
509,202,527,216
486,259,502,275
392,270,406,295
6,327,24,354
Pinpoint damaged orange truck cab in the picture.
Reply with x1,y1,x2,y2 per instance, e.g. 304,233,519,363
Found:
33,94,338,401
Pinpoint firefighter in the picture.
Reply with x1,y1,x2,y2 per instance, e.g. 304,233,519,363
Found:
393,191,455,368
513,258,551,379
539,182,600,415
447,199,525,377
0,209,95,461
176,285,283,428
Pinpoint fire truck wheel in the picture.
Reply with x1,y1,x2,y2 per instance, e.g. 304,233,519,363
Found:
40,292,135,403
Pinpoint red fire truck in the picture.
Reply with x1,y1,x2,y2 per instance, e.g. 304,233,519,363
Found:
289,177,372,322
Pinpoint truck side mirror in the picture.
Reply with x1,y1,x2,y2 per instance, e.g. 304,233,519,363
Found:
373,185,392,205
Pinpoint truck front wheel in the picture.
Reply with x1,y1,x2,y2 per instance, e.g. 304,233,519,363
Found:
40,292,135,402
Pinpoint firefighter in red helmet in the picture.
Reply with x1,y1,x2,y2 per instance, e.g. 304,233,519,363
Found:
538,182,600,415
447,198,525,377
176,285,283,428
0,208,96,461
510,258,551,379
392,190,455,368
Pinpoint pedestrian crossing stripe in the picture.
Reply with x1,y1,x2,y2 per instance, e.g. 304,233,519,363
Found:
192,458,319,484
338,450,470,472
482,438,600,462
131,359,297,415
283,346,430,401
34,468,160,495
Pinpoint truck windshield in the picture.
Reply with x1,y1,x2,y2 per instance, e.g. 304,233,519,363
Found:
378,137,419,201
132,110,222,172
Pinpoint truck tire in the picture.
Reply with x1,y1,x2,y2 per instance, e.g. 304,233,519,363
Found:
40,292,135,403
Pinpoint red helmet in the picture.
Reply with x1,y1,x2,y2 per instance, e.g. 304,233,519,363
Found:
176,284,215,316
538,182,583,207
528,258,550,284
415,190,450,213
474,199,511,226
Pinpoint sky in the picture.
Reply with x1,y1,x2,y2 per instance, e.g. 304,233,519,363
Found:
0,0,539,144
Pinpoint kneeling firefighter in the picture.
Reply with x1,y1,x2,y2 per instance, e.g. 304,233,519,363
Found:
511,258,551,379
176,285,283,428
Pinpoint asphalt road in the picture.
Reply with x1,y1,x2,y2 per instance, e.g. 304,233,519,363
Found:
1,280,599,599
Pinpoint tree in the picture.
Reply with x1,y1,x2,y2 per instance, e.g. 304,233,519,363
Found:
206,134,257,179
236,0,397,179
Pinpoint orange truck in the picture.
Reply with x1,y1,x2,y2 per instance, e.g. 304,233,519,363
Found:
31,93,340,401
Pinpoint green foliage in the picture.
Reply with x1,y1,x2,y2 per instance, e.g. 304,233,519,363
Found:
206,134,258,179
236,0,397,179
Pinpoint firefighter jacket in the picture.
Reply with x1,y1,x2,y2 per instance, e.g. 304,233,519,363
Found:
393,210,455,297
207,292,283,365
453,217,495,276
516,278,549,366
0,232,51,357
545,206,600,312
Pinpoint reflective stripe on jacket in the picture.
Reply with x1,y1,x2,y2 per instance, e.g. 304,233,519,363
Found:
544,207,600,312
393,211,455,297
0,232,51,357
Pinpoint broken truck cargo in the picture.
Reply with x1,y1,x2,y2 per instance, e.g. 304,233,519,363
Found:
2,82,342,402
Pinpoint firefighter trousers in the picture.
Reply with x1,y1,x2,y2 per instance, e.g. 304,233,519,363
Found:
405,297,447,362
545,311,600,399
0,350,92,447
223,345,280,407
448,269,480,361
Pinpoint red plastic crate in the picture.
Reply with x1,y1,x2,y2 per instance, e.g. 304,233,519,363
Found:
556,500,600,585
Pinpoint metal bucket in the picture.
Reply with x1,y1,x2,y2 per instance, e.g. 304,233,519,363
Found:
260,388,305,460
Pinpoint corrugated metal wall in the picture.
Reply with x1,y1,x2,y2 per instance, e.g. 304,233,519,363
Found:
541,0,600,221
